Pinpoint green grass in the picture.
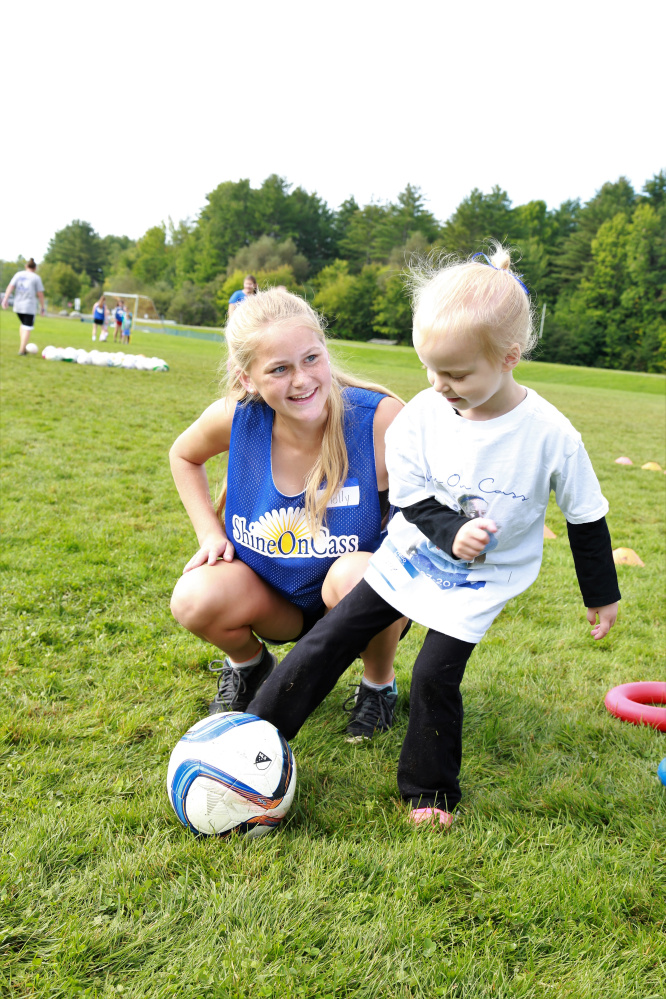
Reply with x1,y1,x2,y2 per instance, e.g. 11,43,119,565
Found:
1,312,665,999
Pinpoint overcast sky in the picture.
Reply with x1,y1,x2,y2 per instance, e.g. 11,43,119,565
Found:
2,0,663,262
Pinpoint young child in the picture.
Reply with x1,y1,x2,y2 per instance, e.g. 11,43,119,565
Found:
114,300,124,342
121,310,132,344
247,246,620,828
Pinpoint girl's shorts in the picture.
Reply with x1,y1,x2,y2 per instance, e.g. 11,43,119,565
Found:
93,318,104,326
258,602,327,645
259,604,412,646
17,313,35,328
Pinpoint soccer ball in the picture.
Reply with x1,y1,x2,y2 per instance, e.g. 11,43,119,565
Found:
25,342,38,354
167,713,296,837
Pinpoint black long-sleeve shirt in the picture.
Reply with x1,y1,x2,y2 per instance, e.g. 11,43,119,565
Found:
400,497,621,608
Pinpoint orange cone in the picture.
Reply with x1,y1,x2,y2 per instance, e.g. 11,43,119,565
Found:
612,548,645,567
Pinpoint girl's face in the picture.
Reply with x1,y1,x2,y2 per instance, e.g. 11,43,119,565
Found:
240,323,332,426
415,330,521,419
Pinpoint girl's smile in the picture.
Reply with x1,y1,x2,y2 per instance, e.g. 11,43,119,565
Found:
241,324,332,426
289,387,318,403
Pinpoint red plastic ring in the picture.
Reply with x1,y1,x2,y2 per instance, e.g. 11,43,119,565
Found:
604,682,666,732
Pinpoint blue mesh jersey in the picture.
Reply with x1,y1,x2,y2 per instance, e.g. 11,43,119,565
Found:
225,387,385,611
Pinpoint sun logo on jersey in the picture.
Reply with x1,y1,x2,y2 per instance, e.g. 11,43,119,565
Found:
231,506,359,559
254,507,311,555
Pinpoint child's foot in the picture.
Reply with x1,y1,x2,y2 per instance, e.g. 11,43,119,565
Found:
409,807,454,829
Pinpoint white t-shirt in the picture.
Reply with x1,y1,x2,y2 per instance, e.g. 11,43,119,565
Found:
10,270,44,314
365,386,609,642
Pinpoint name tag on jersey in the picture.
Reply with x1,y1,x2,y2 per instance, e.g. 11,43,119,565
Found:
320,478,360,508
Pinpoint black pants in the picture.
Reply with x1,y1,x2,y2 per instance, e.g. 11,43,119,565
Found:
248,580,475,810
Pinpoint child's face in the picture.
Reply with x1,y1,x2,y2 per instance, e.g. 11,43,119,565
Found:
415,330,520,418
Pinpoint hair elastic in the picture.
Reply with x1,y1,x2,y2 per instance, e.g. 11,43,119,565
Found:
471,252,530,295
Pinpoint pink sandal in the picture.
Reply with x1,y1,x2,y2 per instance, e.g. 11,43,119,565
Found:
409,807,454,828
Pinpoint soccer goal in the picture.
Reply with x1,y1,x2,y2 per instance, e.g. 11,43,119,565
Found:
104,292,164,335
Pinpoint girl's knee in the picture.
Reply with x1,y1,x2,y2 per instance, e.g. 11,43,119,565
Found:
322,551,372,607
171,561,273,636
170,571,221,630
170,573,199,627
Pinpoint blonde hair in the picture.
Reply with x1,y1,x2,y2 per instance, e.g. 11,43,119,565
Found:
410,243,535,362
216,288,401,535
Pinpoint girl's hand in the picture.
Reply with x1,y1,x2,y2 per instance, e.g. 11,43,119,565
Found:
586,602,618,640
452,519,497,561
183,534,235,573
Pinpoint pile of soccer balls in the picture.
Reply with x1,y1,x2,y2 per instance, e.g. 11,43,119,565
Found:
41,346,169,371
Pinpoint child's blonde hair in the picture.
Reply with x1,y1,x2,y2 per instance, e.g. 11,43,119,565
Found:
217,288,401,535
411,243,536,362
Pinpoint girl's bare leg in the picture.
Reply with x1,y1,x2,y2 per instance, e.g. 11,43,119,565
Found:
170,559,303,660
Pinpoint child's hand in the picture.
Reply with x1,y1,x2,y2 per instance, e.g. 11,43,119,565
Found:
452,519,497,561
586,603,618,640
183,534,235,573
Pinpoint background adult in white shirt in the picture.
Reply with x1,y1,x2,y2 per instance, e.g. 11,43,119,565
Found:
2,258,45,354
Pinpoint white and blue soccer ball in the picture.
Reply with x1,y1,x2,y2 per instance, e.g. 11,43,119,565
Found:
167,713,296,838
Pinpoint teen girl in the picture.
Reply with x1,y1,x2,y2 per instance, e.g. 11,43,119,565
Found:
170,289,407,737
92,295,107,341
228,274,258,316
247,247,620,827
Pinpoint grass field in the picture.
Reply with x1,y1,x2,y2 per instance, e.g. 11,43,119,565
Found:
1,313,665,999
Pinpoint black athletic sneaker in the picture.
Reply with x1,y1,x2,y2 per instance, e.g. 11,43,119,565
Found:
207,647,277,714
343,680,398,740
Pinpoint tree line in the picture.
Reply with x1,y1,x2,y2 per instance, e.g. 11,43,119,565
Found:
2,172,664,371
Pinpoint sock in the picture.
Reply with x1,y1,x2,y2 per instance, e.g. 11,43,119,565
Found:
360,676,397,693
229,644,264,670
